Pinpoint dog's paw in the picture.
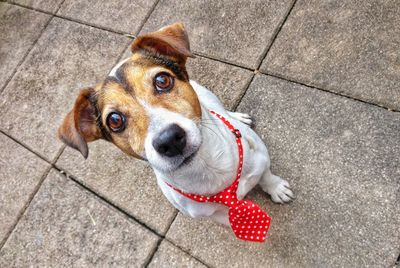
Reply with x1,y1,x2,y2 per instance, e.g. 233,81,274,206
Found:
228,112,253,126
267,178,294,204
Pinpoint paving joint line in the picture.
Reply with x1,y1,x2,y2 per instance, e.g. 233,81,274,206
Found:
143,210,179,267
0,166,52,250
109,0,162,72
7,2,127,35
395,253,400,266
164,237,213,268
192,51,254,71
0,2,57,95
232,0,297,111
263,71,400,113
52,164,164,237
0,129,54,164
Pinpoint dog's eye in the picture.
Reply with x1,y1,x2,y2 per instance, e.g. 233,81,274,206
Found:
154,72,174,93
106,112,126,132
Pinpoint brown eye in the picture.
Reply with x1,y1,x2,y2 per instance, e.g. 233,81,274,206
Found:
154,72,174,93
106,112,126,132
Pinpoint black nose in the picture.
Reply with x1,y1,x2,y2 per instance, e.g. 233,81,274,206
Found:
152,124,187,157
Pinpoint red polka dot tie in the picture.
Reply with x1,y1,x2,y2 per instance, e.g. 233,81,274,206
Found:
165,111,271,242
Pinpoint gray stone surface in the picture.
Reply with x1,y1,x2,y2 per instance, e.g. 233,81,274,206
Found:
166,74,400,267
122,47,253,110
141,0,294,69
0,169,159,267
56,141,177,234
58,0,158,34
0,18,129,161
186,56,253,110
261,0,400,111
149,240,206,268
10,0,64,13
0,133,50,243
0,3,50,91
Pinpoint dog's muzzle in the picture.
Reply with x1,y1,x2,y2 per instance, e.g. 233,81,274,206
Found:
152,124,187,157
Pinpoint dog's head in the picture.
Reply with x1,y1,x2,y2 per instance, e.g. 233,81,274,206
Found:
58,23,202,172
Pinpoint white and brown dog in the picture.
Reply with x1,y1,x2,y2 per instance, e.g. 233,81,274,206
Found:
58,23,293,239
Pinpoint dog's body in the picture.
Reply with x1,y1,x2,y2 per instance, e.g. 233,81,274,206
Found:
155,80,292,225
58,23,293,229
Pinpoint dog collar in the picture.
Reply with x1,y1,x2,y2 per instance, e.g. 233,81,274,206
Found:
164,110,271,242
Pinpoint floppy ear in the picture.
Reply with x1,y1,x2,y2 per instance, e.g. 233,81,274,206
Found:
58,87,102,158
131,22,194,63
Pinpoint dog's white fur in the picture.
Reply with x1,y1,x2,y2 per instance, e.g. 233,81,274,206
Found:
109,63,293,225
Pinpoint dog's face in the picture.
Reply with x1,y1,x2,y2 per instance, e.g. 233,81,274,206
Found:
58,23,202,172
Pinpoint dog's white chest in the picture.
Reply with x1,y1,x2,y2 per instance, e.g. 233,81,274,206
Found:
154,81,270,220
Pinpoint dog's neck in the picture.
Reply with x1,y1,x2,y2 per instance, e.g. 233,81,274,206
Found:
153,106,239,195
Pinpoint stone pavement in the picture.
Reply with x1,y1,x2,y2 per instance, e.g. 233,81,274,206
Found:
0,0,399,267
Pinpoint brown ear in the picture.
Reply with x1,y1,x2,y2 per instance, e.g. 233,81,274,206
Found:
58,87,102,158
131,22,194,63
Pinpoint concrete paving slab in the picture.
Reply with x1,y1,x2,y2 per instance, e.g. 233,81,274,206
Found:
121,47,253,110
148,240,206,268
10,0,64,13
0,18,129,161
58,0,158,34
186,56,253,110
141,0,294,69
0,133,50,243
56,141,177,234
0,169,159,267
166,74,400,267
0,3,50,90
261,0,400,110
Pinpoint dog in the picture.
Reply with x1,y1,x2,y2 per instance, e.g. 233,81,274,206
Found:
58,22,293,241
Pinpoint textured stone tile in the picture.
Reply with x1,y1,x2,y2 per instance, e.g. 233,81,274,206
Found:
56,141,176,234
122,47,253,110
10,0,64,13
58,0,158,34
0,18,129,161
0,3,50,90
148,240,206,268
261,0,400,110
0,169,159,267
0,133,49,243
141,0,294,69
166,75,400,267
186,56,253,110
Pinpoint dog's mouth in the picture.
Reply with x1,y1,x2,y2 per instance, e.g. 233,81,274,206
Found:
179,147,199,167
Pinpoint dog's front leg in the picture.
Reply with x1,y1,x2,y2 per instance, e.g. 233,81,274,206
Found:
259,168,294,203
